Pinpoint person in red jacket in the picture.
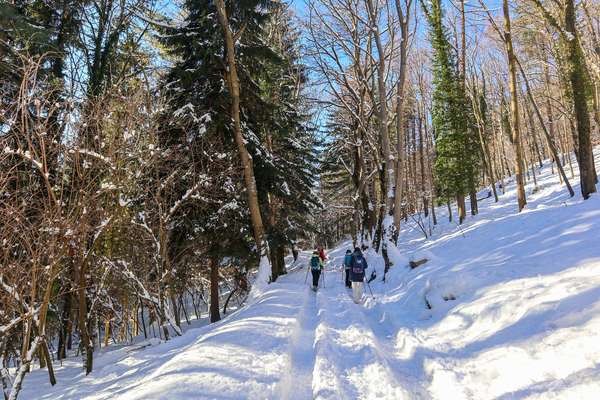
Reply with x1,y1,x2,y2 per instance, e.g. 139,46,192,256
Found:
318,247,327,265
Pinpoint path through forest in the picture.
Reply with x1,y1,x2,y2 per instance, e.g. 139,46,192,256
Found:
21,151,600,399
279,270,318,400
278,248,421,400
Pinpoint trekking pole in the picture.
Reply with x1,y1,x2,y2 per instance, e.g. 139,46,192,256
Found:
364,278,375,299
304,264,309,285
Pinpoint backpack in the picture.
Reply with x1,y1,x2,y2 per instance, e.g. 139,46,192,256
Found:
352,255,366,274
310,256,321,271
344,254,352,268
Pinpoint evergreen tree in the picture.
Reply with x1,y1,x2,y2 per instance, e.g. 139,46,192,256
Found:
157,0,319,282
420,0,480,223
253,10,321,279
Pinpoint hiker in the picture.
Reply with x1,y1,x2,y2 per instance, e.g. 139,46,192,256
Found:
349,247,368,303
292,243,299,262
310,251,322,291
343,249,352,288
318,247,327,267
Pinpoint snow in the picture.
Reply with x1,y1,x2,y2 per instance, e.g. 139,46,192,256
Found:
173,103,194,119
166,177,210,220
564,31,575,42
71,148,115,168
20,150,600,399
247,254,273,303
100,182,116,190
3,147,44,172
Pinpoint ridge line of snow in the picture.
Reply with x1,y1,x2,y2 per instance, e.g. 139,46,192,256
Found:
279,283,318,400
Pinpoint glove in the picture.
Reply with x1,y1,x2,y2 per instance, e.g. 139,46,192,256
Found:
367,270,377,283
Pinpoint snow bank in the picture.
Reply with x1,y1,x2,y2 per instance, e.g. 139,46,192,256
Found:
247,254,272,304
365,150,600,399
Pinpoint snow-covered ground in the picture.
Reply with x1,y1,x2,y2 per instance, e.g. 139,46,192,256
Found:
22,151,600,399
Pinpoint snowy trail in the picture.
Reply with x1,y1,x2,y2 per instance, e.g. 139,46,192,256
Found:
279,285,318,400
311,253,415,400
352,295,428,398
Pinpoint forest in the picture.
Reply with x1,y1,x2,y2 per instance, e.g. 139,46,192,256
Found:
1,0,599,398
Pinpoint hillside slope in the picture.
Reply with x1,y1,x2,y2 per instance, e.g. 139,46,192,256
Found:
22,152,600,399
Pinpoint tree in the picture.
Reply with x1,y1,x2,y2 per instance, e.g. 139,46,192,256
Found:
214,0,268,266
502,0,528,210
391,0,414,243
527,0,597,199
252,8,321,280
476,0,527,211
159,0,318,285
421,0,480,224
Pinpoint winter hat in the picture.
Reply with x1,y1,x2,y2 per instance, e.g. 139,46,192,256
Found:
354,247,361,253
313,251,319,255
346,249,351,254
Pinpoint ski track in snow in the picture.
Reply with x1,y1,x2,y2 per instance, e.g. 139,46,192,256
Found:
305,253,417,400
279,285,318,400
314,278,412,399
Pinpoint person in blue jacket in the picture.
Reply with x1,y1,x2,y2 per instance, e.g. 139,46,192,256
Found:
343,249,353,288
349,247,368,303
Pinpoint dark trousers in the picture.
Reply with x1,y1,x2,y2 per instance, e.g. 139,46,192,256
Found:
312,269,321,287
345,268,351,288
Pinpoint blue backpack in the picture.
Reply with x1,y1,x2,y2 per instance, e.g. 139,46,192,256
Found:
310,256,321,271
344,254,352,268
352,255,366,274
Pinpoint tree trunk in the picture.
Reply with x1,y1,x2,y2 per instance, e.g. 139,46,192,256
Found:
209,257,221,323
8,338,42,400
276,244,286,276
366,0,393,219
373,167,386,253
424,115,438,225
215,0,267,257
516,58,574,196
476,117,498,202
417,114,429,217
469,185,478,215
392,0,411,242
170,295,181,329
503,0,527,211
57,287,72,360
564,0,597,199
456,193,466,224
77,259,94,375
139,300,148,339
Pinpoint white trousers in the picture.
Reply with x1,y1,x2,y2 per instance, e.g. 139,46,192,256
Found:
352,281,363,303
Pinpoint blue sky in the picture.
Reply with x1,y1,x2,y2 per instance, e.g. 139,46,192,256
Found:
288,0,508,49
286,0,510,133
290,0,506,17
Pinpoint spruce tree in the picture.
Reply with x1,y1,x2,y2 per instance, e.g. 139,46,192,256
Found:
158,0,319,281
253,11,320,279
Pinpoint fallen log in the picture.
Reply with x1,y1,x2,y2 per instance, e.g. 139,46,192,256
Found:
409,258,429,269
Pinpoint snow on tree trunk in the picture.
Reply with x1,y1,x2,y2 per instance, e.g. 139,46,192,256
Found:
8,337,42,400
248,254,272,303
